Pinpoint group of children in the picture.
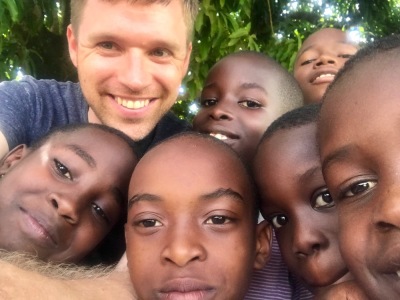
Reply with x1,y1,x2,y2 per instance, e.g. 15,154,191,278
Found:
2,27,398,299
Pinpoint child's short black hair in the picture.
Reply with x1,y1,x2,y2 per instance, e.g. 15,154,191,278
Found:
220,50,304,113
259,103,321,144
323,34,400,101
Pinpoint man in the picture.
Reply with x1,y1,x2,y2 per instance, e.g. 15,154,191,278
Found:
0,0,197,158
0,0,197,298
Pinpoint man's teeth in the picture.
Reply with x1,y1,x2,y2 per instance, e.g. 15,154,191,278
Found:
210,133,228,140
116,97,150,109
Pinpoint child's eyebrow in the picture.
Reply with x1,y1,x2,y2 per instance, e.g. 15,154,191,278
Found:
128,193,160,209
127,188,245,210
66,144,96,168
200,188,244,203
322,144,353,172
239,82,268,94
299,165,322,184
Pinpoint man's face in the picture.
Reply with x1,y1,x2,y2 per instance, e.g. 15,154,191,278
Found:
319,57,400,299
193,55,282,164
67,0,192,141
294,28,358,104
0,128,137,263
125,138,259,300
254,124,349,294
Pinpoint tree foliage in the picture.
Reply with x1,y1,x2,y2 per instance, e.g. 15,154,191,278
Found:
2,0,400,119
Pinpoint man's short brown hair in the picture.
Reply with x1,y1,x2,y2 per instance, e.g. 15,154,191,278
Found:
70,0,198,40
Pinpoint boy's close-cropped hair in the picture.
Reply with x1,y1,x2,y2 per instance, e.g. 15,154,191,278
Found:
260,103,321,144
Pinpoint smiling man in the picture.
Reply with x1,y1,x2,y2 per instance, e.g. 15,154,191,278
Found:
0,0,198,159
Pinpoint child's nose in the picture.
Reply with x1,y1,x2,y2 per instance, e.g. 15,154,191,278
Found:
209,105,234,121
292,218,328,257
49,193,80,225
315,54,337,67
372,184,400,231
161,227,207,267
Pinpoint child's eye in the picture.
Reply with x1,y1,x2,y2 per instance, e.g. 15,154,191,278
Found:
300,59,315,66
311,189,335,210
338,54,354,59
268,214,288,229
138,219,162,228
92,203,110,225
343,180,377,197
238,99,262,109
200,98,217,107
54,159,72,180
205,215,232,225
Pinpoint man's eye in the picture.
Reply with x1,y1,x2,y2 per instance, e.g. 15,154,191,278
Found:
54,159,72,180
205,215,231,225
239,100,262,109
200,98,217,107
98,42,115,50
269,214,288,229
312,189,335,210
138,219,162,228
344,180,377,197
301,59,315,66
151,48,170,57
338,54,353,59
92,203,110,224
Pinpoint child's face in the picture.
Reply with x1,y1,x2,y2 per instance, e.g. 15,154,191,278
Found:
193,55,283,164
253,123,350,294
319,58,400,299
294,28,358,104
0,128,137,263
125,138,268,300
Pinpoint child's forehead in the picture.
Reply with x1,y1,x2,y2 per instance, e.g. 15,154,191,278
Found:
210,55,273,78
299,29,356,53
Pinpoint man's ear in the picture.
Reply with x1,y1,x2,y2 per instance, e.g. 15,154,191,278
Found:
66,24,78,68
253,220,272,270
0,144,29,174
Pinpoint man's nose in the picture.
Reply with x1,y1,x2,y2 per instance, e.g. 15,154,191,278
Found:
118,50,152,91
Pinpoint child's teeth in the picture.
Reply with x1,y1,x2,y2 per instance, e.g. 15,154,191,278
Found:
210,133,228,140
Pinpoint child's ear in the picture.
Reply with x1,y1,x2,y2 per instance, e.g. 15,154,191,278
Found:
0,144,29,175
253,220,272,270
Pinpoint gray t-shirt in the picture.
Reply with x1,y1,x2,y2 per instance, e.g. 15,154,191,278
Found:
0,75,191,158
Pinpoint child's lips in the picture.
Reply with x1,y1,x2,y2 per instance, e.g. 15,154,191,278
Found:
158,278,216,300
19,207,59,247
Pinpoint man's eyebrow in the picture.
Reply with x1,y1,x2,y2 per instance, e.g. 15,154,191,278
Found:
66,144,96,168
322,145,353,172
128,193,161,209
200,188,244,203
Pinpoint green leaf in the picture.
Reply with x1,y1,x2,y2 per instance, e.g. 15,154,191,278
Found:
3,0,19,22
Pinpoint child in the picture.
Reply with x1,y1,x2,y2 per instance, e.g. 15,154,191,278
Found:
193,50,303,165
252,104,365,298
193,50,310,299
293,28,359,104
125,132,271,300
0,123,138,264
318,34,400,299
